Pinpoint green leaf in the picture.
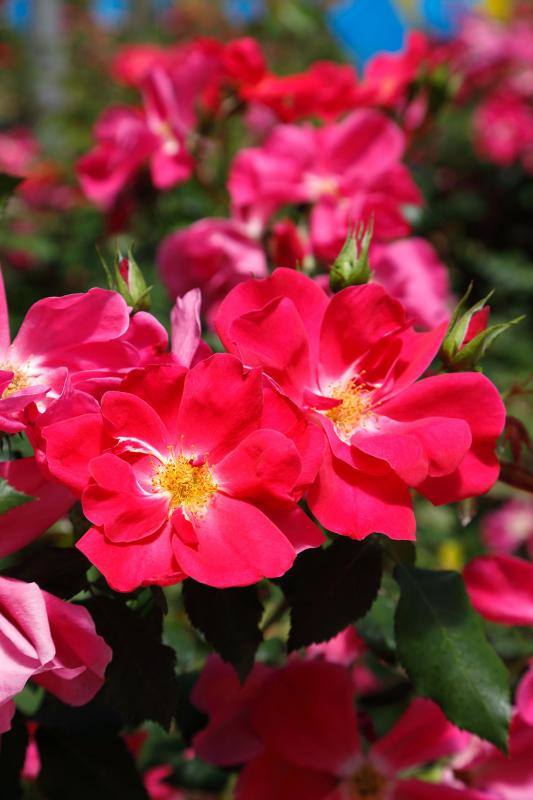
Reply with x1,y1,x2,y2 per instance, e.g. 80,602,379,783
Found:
0,477,34,515
4,547,89,598
357,574,398,662
85,595,177,729
182,581,263,681
277,537,383,652
394,565,511,751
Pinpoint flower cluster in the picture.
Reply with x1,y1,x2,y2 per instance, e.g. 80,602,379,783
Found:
1,5,532,796
192,653,533,799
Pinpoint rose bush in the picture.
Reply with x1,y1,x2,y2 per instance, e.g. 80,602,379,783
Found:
0,3,532,797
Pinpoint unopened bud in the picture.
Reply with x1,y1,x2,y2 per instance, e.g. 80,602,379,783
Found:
440,283,523,371
329,221,373,292
98,244,152,312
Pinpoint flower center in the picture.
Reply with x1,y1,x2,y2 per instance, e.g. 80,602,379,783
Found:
348,763,389,800
323,380,373,442
151,453,217,519
0,362,31,399
305,172,339,200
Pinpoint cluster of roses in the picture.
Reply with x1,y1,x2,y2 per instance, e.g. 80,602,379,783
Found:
0,128,81,271
455,12,533,172
0,254,504,721
188,648,533,800
77,30,458,331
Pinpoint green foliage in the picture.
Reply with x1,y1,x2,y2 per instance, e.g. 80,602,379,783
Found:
277,537,383,651
394,564,511,751
0,477,34,515
85,595,177,730
182,581,263,681
4,548,89,599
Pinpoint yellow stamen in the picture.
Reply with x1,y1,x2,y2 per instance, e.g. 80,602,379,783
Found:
0,363,31,399
151,453,217,518
348,763,389,799
324,380,373,441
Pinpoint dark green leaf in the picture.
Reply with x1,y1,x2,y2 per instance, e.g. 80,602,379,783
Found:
394,565,511,751
277,537,383,652
4,548,89,598
0,712,28,800
357,575,398,662
182,581,263,681
0,477,34,515
85,595,177,729
35,690,122,735
36,727,148,800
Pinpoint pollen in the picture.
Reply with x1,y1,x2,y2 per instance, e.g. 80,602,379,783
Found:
0,362,31,399
323,379,373,442
151,453,217,518
348,763,389,800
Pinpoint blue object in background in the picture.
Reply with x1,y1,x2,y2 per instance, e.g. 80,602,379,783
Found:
4,0,31,29
327,0,407,68
421,0,477,34
92,0,130,27
225,0,265,25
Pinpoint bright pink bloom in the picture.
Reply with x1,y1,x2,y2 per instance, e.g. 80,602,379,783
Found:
481,498,533,556
192,655,273,767
355,32,430,109
222,37,267,88
305,627,380,696
21,727,41,781
517,662,533,725
221,37,359,123
43,356,324,591
306,627,365,668
242,62,360,123
157,218,267,327
371,238,453,329
216,269,504,541
170,289,211,368
144,765,184,800
193,657,477,800
229,110,422,261
0,270,166,433
0,577,111,732
0,457,74,558
76,106,154,208
0,128,40,177
474,90,533,172
17,162,80,213
110,44,178,86
79,41,223,207
76,84,193,209
452,712,533,799
464,554,533,625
